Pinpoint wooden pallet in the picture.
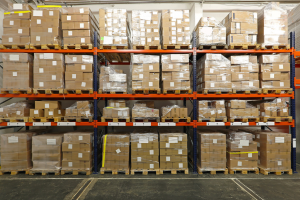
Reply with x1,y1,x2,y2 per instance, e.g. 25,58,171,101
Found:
63,44,93,50
160,168,189,175
198,117,227,122
29,117,63,122
198,89,232,94
163,44,192,50
197,166,228,175
131,169,160,175
133,45,161,50
1,88,32,94
101,117,130,122
61,170,92,175
163,89,192,94
100,168,129,175
232,89,262,94
132,118,160,122
99,45,128,50
0,44,30,49
0,117,29,123
64,116,93,122
198,44,228,50
33,89,64,95
0,169,30,175
30,44,61,50
229,168,259,174
161,117,191,123
98,89,127,94
64,89,93,94
228,118,260,123
259,167,293,175
229,44,260,50
132,88,161,94
103,53,131,63
260,116,293,123
262,88,293,94
260,44,290,50
29,169,60,176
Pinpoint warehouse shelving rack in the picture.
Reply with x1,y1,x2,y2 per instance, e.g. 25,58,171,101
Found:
0,31,297,174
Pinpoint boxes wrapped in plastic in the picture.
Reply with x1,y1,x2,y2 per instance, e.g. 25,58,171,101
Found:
0,101,34,118
108,100,126,108
198,100,226,121
102,107,130,119
65,101,94,117
161,105,188,119
132,101,159,119
100,66,127,93
225,100,259,119
7,3,33,11
101,133,129,170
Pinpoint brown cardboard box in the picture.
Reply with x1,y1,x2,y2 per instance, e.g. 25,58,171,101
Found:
64,132,93,143
260,72,281,81
44,109,65,117
226,100,246,109
179,108,188,118
231,72,249,81
35,101,61,109
30,109,44,117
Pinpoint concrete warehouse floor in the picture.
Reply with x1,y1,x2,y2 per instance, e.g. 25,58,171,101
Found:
0,165,300,200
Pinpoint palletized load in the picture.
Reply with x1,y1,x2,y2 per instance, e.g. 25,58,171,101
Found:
131,54,160,94
101,133,130,175
0,101,33,120
225,100,259,122
131,10,160,49
65,101,93,122
102,100,130,122
161,105,190,122
198,100,226,122
29,101,65,122
132,101,159,122
197,131,227,174
162,10,191,49
99,66,127,94
288,4,300,62
161,54,191,93
99,8,128,48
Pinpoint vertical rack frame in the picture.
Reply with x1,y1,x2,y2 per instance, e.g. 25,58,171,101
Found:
93,31,98,174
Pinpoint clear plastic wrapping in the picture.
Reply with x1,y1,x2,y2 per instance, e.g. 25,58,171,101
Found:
225,100,259,119
161,105,188,118
198,100,226,120
65,101,94,118
108,100,126,108
8,3,33,11
132,101,159,119
288,4,300,58
102,107,130,119
100,66,127,93
248,98,289,118
101,133,130,170
130,132,159,170
0,101,34,118
197,131,226,171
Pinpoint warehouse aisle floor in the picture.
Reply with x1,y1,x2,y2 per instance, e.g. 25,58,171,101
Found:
1,166,300,200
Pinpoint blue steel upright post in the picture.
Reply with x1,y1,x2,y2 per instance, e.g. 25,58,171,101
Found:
93,31,98,174
192,31,197,174
290,31,297,173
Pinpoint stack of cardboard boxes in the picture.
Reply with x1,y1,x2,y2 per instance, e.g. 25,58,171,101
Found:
62,132,93,171
31,134,63,172
99,66,127,93
99,9,128,46
259,54,290,89
162,54,190,91
30,6,62,46
131,132,159,170
33,53,64,89
225,100,259,121
2,53,33,90
221,11,257,46
101,133,130,171
198,100,226,121
0,101,33,118
194,17,226,45
161,105,188,119
2,3,31,46
131,10,160,47
65,55,93,90
258,2,288,46
224,130,258,171
65,101,93,118
102,102,130,120
198,131,226,172
196,54,231,91
30,101,64,118
162,10,190,46
254,98,290,120
160,133,188,170
132,101,159,120
62,7,99,47
132,54,160,92
230,55,260,91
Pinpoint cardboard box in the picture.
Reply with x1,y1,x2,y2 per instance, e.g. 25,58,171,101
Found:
35,101,61,109
30,109,44,117
44,109,65,117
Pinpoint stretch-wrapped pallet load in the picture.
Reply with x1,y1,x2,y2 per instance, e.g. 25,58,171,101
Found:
161,54,190,92
132,101,159,121
102,107,130,121
197,131,226,173
62,7,99,48
131,54,160,93
258,2,288,48
221,11,257,46
99,8,128,47
161,105,188,120
225,100,259,121
101,133,130,173
2,53,33,91
229,55,260,91
2,3,32,47
161,10,191,48
259,54,290,89
33,53,64,90
131,132,159,172
131,10,160,48
196,54,231,92
194,17,226,46
65,55,93,90
65,101,93,118
30,6,62,47
0,101,33,118
62,132,93,172
288,4,300,62
198,100,226,122
99,66,127,93
160,133,188,172
30,101,64,118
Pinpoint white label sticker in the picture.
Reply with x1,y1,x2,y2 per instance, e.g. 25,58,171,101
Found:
293,138,296,148
166,143,170,148
8,37,13,42
79,136,83,141
13,72,17,77
270,73,274,78
39,82,44,87
248,153,252,158
139,137,148,143
238,161,242,166
139,74,143,79
18,29,22,34
49,111,53,116
222,76,226,81
36,36,40,41
239,74,243,79
149,82,153,87
80,8,84,13
16,111,20,115
179,163,183,168
68,31,73,36
218,110,222,114
249,81,253,87
178,136,182,141
0,108,3,112
170,82,174,87
278,161,282,166
68,144,73,149
34,110,39,114
78,153,82,158
137,157,142,162
81,38,85,43
48,28,52,33
37,19,41,24
39,68,44,73
45,104,49,108
72,74,76,79
149,65,153,70
33,10,43,16
166,156,171,161
213,139,218,144
57,122,76,126
240,140,250,146
52,61,57,66
211,83,215,87
81,65,86,70
68,162,73,167
49,11,53,16
8,136,18,143
275,137,285,143
80,23,84,28
178,149,183,154
169,137,178,143
150,164,154,169
9,55,19,61
137,143,142,148
116,149,121,154
81,82,86,87
47,139,56,145
280,82,284,87
211,110,215,115
13,4,23,10
19,13,23,16
67,16,71,20
150,150,154,155
9,20,14,25
210,69,214,73
52,75,56,80
169,64,173,69
279,64,283,69
283,109,287,112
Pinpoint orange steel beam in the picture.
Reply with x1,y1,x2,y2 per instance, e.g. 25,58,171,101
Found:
196,121,294,126
96,122,193,126
98,94,193,99
197,49,293,54
0,49,94,53
295,77,300,89
197,93,294,98
0,94,94,99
